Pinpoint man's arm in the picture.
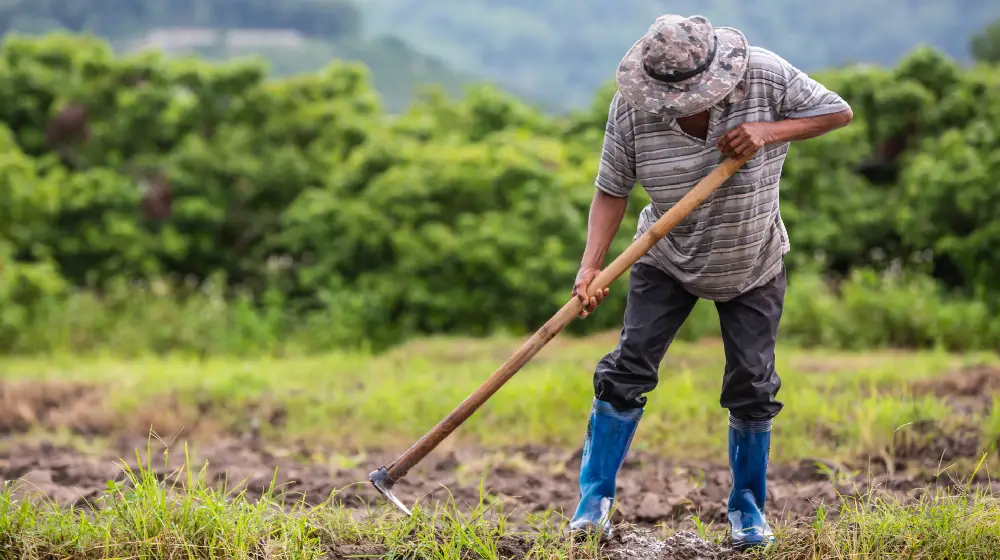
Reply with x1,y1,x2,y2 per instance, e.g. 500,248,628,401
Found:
718,109,852,158
575,93,636,317
761,109,853,143
575,190,628,317
718,49,853,158
580,190,629,270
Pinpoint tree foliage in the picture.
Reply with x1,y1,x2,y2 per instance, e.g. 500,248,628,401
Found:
1,33,999,352
971,18,1000,63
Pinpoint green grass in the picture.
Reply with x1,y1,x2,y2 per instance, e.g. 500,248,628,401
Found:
766,458,1000,559
2,333,995,464
4,336,1000,558
2,443,1000,559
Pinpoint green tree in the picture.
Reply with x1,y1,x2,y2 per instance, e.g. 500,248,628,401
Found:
2,33,1000,352
971,19,1000,63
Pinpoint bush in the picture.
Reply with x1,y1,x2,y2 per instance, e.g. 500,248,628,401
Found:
2,33,999,355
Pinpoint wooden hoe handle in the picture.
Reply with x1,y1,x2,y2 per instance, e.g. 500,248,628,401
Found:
382,153,753,482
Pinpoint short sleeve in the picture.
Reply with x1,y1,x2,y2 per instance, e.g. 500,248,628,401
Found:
594,93,637,198
766,50,852,119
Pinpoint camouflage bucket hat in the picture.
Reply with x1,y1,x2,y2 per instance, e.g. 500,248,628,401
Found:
616,14,749,118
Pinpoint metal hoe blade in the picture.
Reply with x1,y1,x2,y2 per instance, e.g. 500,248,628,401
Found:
369,467,412,516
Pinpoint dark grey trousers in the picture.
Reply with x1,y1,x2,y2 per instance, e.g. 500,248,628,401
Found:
594,262,785,421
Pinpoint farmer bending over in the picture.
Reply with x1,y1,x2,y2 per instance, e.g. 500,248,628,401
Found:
569,14,853,550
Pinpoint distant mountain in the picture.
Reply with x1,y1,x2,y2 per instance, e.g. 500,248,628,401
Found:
360,0,1000,110
114,28,472,113
0,0,362,40
6,0,998,114
0,0,475,113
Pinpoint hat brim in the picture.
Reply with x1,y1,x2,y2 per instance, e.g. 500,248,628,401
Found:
616,27,749,118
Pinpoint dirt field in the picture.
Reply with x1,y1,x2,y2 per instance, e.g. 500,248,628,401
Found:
2,347,999,558
2,366,996,530
1,435,991,528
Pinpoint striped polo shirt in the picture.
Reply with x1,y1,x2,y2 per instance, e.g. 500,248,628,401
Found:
596,46,851,301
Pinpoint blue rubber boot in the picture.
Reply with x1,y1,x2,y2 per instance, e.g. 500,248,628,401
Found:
568,399,642,539
727,414,776,550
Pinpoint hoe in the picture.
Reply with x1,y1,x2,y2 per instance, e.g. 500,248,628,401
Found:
369,153,754,515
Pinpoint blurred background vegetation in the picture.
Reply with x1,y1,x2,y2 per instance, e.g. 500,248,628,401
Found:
1,1,1000,357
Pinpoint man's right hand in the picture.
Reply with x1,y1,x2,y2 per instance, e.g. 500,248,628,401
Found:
573,265,609,318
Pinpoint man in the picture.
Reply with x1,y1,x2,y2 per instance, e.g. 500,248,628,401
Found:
568,14,852,550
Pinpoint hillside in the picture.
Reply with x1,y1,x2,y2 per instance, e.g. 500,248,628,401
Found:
6,1,995,113
361,0,1000,110
0,0,476,113
146,33,473,112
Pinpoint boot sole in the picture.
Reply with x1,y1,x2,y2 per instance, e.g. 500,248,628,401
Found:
566,525,612,543
731,538,775,552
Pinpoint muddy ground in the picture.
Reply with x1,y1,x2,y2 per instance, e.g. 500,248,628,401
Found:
1,364,999,554
1,438,996,560
1,431,994,532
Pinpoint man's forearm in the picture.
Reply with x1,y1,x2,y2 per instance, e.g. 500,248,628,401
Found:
581,190,629,268
767,109,853,143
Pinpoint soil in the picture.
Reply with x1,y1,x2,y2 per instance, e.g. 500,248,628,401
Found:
910,364,1000,413
0,379,113,436
1,436,992,531
2,369,999,558
552,530,735,560
318,530,732,559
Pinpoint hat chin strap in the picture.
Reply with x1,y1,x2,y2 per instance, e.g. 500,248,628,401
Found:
643,35,718,83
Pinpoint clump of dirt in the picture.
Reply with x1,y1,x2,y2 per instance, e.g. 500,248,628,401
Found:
320,529,727,559
325,543,388,559
0,380,292,446
495,534,535,558
889,365,1000,466
608,530,733,560
909,364,1000,412
0,380,114,436
0,442,127,506
887,418,984,465
124,392,218,441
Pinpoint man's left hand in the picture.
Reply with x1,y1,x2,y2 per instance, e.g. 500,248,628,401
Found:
717,123,774,159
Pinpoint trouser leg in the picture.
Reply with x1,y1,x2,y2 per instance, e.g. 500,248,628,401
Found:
715,264,786,550
593,262,699,410
570,262,697,537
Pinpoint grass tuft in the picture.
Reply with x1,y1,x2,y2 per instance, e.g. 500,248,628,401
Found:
769,456,1000,559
